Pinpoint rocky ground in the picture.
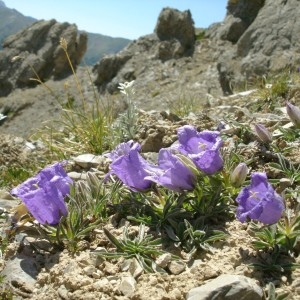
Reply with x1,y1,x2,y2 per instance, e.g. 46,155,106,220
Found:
0,73,300,299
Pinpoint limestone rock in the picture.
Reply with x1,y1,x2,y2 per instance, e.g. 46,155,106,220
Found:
154,7,195,52
214,0,300,94
93,7,202,97
119,276,136,296
0,19,87,96
186,274,263,300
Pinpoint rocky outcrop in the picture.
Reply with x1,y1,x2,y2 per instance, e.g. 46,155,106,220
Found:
210,0,300,94
0,19,87,96
92,7,201,97
154,7,195,55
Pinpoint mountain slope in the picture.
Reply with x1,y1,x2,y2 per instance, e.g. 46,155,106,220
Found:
0,1,131,65
0,0,35,45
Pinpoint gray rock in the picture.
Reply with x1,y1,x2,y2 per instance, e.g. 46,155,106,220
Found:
167,260,186,275
0,19,87,96
186,274,263,300
2,255,39,294
155,253,172,269
227,0,264,27
119,275,137,296
154,7,195,53
73,153,105,169
93,8,209,100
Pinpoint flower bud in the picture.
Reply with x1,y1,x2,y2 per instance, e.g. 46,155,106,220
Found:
254,124,272,143
286,101,300,128
230,163,248,187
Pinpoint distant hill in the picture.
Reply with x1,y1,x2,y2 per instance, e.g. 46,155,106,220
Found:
0,0,35,43
0,0,131,65
83,32,130,66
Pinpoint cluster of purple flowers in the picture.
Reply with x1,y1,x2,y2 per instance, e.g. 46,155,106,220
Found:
107,125,284,225
11,124,286,227
11,162,72,225
106,125,223,192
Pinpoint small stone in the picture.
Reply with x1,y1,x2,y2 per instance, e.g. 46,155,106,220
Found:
130,259,143,278
67,171,87,181
156,253,172,268
57,285,69,300
119,276,137,296
83,265,97,276
73,154,105,169
186,274,263,300
168,260,186,275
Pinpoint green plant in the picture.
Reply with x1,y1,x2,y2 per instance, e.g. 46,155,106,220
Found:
33,172,116,254
249,245,300,276
100,223,166,272
166,94,201,117
269,153,300,185
250,209,300,255
166,218,228,255
114,81,139,141
265,282,290,300
32,38,116,158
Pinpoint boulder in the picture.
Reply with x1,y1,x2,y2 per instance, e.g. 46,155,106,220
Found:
154,7,195,53
212,0,300,94
93,7,199,95
237,0,300,75
0,19,87,96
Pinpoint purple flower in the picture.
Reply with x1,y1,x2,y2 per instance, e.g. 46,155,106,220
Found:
105,140,137,160
230,163,248,187
107,141,159,191
174,125,223,175
254,124,272,143
145,148,197,192
236,172,284,224
11,162,72,225
286,101,300,128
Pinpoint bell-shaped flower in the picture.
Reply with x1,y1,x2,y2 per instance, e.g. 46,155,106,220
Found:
254,124,272,143
230,163,248,187
11,162,72,225
145,148,197,192
107,141,159,191
105,140,138,161
174,125,223,175
236,172,284,224
286,101,300,128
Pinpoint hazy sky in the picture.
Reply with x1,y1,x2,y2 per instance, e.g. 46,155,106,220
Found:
3,1,227,39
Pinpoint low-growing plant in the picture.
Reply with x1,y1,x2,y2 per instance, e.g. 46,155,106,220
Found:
166,218,228,256
32,38,117,158
114,81,139,141
250,208,300,255
265,282,290,300
269,153,300,185
100,223,166,273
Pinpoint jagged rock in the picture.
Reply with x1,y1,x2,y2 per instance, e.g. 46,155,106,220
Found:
227,0,264,26
214,0,300,94
219,15,248,44
0,19,87,96
154,7,195,53
93,51,133,92
93,7,201,96
119,276,137,296
2,254,39,296
186,274,263,300
237,0,300,75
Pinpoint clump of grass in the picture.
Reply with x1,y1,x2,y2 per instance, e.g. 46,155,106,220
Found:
247,69,293,113
166,94,202,117
32,37,117,159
